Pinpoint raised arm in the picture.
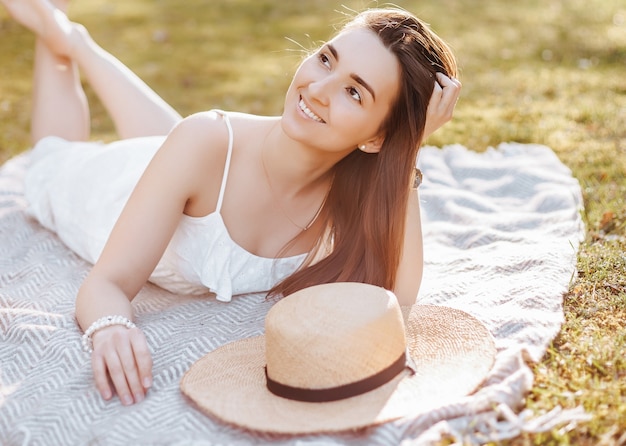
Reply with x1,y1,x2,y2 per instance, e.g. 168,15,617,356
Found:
75,111,229,405
422,73,461,141
392,74,461,304
393,188,424,306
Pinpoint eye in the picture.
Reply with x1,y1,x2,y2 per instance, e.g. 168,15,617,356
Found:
319,52,331,68
347,86,362,103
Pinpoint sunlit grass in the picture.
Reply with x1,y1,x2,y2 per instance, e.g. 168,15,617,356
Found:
1,0,625,443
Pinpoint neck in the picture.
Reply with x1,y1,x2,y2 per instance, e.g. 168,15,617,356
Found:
262,120,337,198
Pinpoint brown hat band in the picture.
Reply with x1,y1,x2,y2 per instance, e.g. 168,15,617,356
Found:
264,351,412,403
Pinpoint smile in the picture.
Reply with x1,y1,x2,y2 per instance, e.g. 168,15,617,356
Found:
298,97,325,123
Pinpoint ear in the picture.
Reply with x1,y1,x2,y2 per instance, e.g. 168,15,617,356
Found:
358,134,385,154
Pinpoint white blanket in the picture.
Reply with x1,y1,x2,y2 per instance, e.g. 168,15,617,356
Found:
0,142,585,445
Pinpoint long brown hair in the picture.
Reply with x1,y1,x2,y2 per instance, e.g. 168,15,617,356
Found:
271,8,458,296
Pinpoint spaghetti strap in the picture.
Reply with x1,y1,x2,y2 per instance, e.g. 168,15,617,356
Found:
213,110,234,213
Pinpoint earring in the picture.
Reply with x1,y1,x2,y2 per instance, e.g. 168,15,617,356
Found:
358,144,366,151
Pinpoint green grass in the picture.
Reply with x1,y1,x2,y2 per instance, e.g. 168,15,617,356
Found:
1,0,625,443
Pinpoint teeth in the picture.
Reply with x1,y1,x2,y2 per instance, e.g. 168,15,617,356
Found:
299,99,324,123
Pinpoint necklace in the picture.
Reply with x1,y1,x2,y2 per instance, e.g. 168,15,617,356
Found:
260,145,328,232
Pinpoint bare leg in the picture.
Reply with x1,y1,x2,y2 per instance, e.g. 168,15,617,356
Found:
31,41,90,143
71,26,183,138
2,0,183,141
17,0,89,143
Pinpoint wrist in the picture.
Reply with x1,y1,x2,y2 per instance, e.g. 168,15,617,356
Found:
81,315,136,353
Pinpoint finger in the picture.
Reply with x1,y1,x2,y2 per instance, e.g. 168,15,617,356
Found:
129,328,153,391
435,71,455,86
91,351,113,400
427,80,444,112
447,79,462,101
436,73,461,97
104,349,134,406
435,73,461,117
431,76,444,95
115,334,146,404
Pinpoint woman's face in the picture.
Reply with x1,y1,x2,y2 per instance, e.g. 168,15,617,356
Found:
281,28,400,156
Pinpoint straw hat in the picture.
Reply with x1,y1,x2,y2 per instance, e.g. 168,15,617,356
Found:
180,282,496,434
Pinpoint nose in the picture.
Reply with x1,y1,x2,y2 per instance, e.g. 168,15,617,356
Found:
308,76,331,106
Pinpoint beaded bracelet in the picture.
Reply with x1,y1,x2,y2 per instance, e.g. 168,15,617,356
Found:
81,315,137,353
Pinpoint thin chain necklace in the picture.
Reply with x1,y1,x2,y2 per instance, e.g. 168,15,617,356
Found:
260,144,328,232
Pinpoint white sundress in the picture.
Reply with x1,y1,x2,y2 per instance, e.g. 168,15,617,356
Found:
24,110,306,302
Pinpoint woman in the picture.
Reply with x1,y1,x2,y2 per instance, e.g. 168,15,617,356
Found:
1,0,460,406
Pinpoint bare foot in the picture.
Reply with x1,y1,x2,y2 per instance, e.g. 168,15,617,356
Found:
1,0,74,57
50,0,69,13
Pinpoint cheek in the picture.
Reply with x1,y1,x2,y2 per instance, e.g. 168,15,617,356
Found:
334,103,381,131
292,57,317,82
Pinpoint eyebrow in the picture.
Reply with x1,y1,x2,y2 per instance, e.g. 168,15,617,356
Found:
327,43,376,101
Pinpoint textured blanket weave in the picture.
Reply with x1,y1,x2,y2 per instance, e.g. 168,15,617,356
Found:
0,143,585,445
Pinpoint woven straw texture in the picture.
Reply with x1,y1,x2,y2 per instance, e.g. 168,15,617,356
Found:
180,285,496,434
0,142,584,445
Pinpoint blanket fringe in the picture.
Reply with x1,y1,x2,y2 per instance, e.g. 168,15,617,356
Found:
413,404,592,445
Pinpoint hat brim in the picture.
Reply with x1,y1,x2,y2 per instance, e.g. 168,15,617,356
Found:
180,305,496,434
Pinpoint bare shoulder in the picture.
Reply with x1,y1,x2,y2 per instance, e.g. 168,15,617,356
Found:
168,110,273,159
155,111,235,184
164,111,231,161
155,110,270,215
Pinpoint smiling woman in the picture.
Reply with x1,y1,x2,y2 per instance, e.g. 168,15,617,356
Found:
281,29,400,153
274,15,458,299
0,0,460,406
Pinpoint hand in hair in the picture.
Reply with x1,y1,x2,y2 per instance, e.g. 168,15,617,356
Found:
423,73,462,141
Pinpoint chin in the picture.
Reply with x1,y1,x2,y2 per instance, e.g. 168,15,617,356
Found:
280,112,306,144
280,99,308,142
